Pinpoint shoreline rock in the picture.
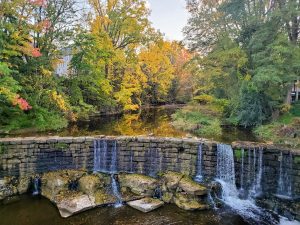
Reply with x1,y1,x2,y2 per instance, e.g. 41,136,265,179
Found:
127,197,164,213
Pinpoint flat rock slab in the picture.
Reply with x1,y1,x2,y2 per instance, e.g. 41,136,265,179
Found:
57,194,96,218
178,177,207,196
127,198,164,213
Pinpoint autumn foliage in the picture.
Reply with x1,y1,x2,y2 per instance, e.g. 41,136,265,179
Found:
0,0,194,132
12,96,32,111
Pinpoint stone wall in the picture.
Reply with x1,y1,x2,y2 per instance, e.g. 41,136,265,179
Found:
0,137,94,178
0,136,299,197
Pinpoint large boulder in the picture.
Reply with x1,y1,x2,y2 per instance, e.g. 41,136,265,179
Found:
93,189,116,205
17,176,31,194
127,197,164,213
42,171,117,218
118,174,158,196
0,177,18,200
178,177,207,196
78,175,101,195
41,171,69,201
120,186,144,202
41,170,87,201
64,170,87,181
161,171,183,191
173,193,209,211
159,172,209,210
0,176,31,200
56,192,96,218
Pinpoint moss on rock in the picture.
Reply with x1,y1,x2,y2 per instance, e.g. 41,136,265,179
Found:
178,177,207,196
173,193,209,211
161,171,184,191
162,192,174,203
78,175,101,195
41,171,72,201
118,173,158,196
93,189,116,205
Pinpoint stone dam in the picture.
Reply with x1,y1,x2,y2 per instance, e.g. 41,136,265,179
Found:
0,136,299,222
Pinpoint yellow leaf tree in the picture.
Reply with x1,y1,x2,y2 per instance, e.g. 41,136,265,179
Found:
139,40,175,104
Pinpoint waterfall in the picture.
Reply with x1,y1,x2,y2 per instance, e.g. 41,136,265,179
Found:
247,148,251,187
250,147,263,197
93,140,118,174
111,174,123,208
32,177,40,196
100,140,108,171
194,143,203,182
253,148,257,187
94,140,101,172
110,141,117,173
240,149,245,190
277,152,293,198
216,144,276,224
216,144,236,185
207,192,217,210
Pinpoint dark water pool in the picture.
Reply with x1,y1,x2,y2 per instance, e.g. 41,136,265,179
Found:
5,105,257,143
0,195,249,225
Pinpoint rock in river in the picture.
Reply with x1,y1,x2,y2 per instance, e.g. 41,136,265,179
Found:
127,197,164,213
56,192,96,218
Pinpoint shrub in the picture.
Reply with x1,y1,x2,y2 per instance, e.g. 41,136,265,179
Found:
212,98,230,112
193,94,214,105
196,119,222,137
171,105,222,137
280,104,291,114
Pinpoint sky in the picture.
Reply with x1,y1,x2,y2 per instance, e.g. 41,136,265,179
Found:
147,0,189,41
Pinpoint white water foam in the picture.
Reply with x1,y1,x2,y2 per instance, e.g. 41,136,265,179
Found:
111,174,123,208
216,144,277,225
194,143,203,182
280,217,300,225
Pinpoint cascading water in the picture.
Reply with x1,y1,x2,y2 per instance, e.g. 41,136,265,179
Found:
277,152,293,199
93,140,118,173
111,174,123,208
247,148,251,188
32,177,40,196
250,147,263,198
216,144,276,224
240,149,245,191
94,140,122,207
194,143,203,182
110,141,117,173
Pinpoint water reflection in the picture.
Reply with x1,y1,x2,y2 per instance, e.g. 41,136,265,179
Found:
5,105,258,143
59,105,187,137
0,195,249,225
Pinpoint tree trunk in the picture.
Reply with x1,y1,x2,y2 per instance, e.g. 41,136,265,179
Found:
296,81,299,101
285,84,294,104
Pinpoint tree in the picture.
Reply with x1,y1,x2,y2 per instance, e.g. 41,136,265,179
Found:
168,42,194,103
184,0,226,54
89,0,150,50
139,40,175,104
184,0,300,127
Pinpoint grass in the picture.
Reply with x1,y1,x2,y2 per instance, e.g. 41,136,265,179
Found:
254,102,300,147
171,103,222,137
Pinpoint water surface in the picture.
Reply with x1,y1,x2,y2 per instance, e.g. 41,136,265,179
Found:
5,105,258,143
0,195,249,225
